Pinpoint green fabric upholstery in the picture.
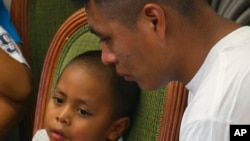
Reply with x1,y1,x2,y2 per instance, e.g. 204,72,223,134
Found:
29,0,84,96
126,88,167,141
51,25,100,90
50,22,168,141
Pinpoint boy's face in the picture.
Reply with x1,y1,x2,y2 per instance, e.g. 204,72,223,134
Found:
44,64,119,141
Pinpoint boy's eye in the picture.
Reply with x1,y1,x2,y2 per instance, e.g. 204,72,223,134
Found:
52,97,64,105
77,108,90,117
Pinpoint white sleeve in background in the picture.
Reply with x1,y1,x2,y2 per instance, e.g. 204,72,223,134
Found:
0,26,30,68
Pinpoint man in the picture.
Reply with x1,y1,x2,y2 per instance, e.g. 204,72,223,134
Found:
0,0,32,139
83,0,250,140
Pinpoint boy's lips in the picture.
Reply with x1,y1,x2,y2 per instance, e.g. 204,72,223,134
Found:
50,129,69,141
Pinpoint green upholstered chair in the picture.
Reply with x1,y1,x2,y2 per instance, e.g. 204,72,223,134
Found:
32,8,188,141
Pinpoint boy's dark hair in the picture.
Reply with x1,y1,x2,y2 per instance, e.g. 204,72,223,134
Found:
62,50,141,122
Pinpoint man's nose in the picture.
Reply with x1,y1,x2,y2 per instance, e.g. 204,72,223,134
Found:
101,45,117,65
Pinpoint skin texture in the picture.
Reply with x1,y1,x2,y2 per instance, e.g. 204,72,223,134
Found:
44,60,131,141
85,0,240,90
0,46,32,139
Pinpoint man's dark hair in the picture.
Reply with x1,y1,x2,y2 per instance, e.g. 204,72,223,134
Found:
83,0,200,29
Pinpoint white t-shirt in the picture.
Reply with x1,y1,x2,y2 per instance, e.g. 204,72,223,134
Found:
180,26,250,141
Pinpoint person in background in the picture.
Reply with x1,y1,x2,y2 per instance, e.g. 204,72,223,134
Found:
0,0,32,139
82,0,250,140
0,0,21,43
33,50,140,141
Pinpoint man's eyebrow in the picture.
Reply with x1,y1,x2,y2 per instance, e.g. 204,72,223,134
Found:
88,25,102,37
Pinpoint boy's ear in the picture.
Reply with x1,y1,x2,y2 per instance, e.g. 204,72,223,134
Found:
107,117,130,141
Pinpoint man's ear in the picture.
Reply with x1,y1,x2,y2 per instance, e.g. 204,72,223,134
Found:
107,117,130,141
141,3,167,40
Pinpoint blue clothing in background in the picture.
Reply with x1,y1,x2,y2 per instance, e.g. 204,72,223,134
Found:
0,0,21,43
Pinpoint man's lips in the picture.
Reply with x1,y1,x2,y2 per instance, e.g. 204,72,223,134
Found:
117,71,129,79
116,70,124,76
118,73,134,81
123,74,132,81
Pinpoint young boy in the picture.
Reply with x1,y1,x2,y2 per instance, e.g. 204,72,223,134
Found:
33,50,140,141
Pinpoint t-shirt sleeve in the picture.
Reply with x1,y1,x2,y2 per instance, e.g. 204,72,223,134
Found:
0,0,22,43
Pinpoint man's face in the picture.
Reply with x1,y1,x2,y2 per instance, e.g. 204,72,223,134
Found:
86,1,175,90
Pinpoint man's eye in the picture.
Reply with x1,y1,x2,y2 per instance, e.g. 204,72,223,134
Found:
99,37,110,43
77,108,90,117
52,97,64,105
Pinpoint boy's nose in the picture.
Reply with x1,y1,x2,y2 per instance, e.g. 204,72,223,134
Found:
56,116,71,126
56,108,71,126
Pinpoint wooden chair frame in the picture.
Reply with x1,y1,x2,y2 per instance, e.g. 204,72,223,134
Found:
159,81,188,141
